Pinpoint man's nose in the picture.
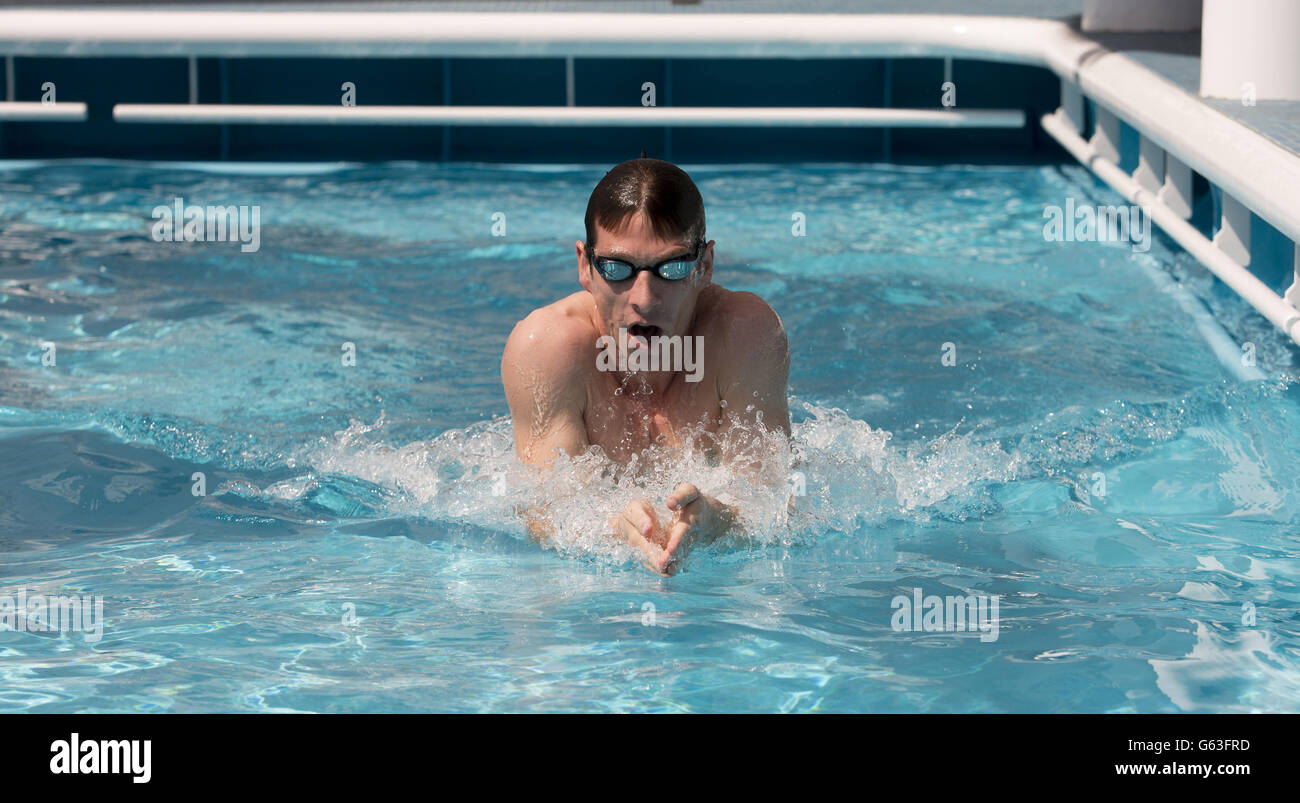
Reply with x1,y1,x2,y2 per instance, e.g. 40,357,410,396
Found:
626,269,659,311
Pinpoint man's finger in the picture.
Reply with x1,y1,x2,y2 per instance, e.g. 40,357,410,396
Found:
666,482,700,512
662,519,696,567
622,500,658,539
626,528,672,575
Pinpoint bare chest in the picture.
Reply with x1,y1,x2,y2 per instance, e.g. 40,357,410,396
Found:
583,373,721,463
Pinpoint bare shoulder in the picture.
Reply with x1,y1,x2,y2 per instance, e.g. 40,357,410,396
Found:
700,285,789,353
501,294,596,461
702,286,790,433
503,293,594,371
501,292,594,407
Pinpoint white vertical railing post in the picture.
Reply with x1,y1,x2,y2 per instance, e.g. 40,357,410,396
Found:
1060,78,1084,133
1090,104,1120,164
1134,134,1165,193
1158,153,1193,219
1286,242,1300,309
1214,191,1252,266
188,55,197,104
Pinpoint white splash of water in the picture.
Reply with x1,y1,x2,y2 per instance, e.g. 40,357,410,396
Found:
293,400,1021,567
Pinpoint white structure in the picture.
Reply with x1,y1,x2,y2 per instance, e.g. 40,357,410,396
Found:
1201,0,1300,101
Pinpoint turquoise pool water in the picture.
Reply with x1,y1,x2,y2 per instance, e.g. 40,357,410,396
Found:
1,161,1298,712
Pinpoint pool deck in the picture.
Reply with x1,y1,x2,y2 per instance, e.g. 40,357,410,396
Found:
1083,30,1300,161
3,0,1296,159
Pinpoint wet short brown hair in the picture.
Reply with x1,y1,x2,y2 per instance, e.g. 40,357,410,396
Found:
584,157,705,253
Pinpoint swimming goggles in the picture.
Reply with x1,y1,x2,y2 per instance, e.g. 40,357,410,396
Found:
585,240,703,282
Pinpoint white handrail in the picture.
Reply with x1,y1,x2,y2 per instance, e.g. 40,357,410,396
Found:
0,101,87,121
112,103,1025,128
0,12,1074,60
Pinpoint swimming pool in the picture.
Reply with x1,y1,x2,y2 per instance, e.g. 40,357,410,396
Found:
1,160,1298,713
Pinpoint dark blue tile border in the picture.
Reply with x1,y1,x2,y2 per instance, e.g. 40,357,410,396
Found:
0,56,1067,163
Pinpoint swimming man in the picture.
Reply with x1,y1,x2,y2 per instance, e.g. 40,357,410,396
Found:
501,157,790,574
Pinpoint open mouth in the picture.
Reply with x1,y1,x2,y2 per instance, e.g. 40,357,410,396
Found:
626,323,661,340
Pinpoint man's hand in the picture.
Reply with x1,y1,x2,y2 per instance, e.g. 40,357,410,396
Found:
612,499,673,574
612,482,738,575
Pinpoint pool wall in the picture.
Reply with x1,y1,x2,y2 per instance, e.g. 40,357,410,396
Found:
0,55,1062,163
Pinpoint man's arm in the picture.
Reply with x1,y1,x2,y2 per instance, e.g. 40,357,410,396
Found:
501,309,589,468
717,291,792,439
653,293,792,564
642,295,791,572
501,309,676,573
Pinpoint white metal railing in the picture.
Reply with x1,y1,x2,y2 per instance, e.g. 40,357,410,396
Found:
0,11,1065,60
1038,74,1300,348
111,104,1024,128
1042,109,1300,349
0,101,86,121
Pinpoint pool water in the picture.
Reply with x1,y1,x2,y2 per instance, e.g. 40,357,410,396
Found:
1,161,1298,713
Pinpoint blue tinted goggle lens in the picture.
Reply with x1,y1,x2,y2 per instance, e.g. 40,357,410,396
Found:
595,257,696,282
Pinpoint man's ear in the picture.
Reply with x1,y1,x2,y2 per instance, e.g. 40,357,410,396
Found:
576,240,593,292
700,239,715,283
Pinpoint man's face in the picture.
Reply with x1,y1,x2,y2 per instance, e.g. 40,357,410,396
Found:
576,212,714,344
